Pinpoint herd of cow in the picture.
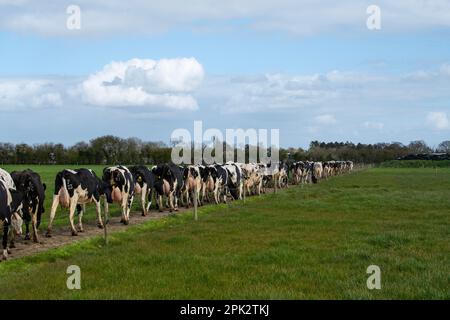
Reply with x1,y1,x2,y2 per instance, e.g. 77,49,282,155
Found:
0,160,353,260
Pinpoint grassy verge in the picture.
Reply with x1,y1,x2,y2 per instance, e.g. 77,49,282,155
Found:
380,160,450,168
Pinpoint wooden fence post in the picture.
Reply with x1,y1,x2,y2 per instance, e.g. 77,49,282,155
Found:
103,205,108,245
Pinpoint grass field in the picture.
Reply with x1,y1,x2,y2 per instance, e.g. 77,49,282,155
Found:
0,167,449,299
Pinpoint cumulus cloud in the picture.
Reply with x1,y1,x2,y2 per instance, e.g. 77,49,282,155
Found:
0,78,63,111
426,112,449,130
1,1,450,36
315,114,337,125
82,58,204,110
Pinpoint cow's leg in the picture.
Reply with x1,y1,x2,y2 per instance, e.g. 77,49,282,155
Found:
104,200,109,225
121,195,128,225
169,192,174,213
185,189,190,208
215,185,219,204
46,194,60,237
77,204,85,233
140,185,147,216
126,195,133,224
223,186,228,203
173,191,179,211
158,194,163,212
24,217,31,240
146,188,152,213
199,183,204,205
95,199,103,229
31,206,39,243
68,196,79,236
2,221,10,260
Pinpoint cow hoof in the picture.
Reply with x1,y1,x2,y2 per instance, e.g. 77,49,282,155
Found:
159,209,163,213
174,208,179,212
97,223,104,229
24,234,31,241
77,228,84,233
71,231,78,236
9,243,15,249
6,248,11,254
124,220,129,226
45,232,52,238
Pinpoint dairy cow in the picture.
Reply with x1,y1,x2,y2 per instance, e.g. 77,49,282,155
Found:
47,169,105,237
129,165,155,216
0,179,24,260
152,163,184,212
223,162,243,200
240,163,262,196
103,166,135,225
183,165,202,208
312,162,323,184
11,169,46,242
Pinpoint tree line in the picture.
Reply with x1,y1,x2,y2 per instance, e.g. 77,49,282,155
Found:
0,135,449,165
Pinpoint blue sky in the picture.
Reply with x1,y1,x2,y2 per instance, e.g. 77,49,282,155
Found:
1,1,450,148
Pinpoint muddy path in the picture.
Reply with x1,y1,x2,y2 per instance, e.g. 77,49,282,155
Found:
5,206,192,261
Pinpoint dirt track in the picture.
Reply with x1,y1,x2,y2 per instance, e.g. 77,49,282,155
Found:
5,207,189,261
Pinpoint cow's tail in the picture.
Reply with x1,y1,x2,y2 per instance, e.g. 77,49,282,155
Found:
312,174,318,184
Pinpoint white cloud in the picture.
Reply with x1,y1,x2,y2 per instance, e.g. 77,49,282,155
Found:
82,58,204,110
363,121,384,130
315,114,337,125
426,112,449,130
1,1,450,36
0,78,63,111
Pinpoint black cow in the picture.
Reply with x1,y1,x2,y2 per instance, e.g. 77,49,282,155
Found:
11,169,46,242
0,180,24,260
46,168,105,237
129,165,155,216
102,166,135,225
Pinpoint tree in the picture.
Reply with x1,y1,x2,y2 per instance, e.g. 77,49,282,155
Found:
437,141,450,153
407,140,432,154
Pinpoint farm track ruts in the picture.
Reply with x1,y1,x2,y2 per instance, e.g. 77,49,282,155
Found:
6,188,279,261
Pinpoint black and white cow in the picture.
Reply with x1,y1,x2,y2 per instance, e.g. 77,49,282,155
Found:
0,177,24,260
257,163,272,193
273,161,289,188
102,166,135,225
46,168,105,237
129,165,155,216
223,162,243,200
152,163,184,212
183,165,203,208
11,169,46,242
207,164,229,204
